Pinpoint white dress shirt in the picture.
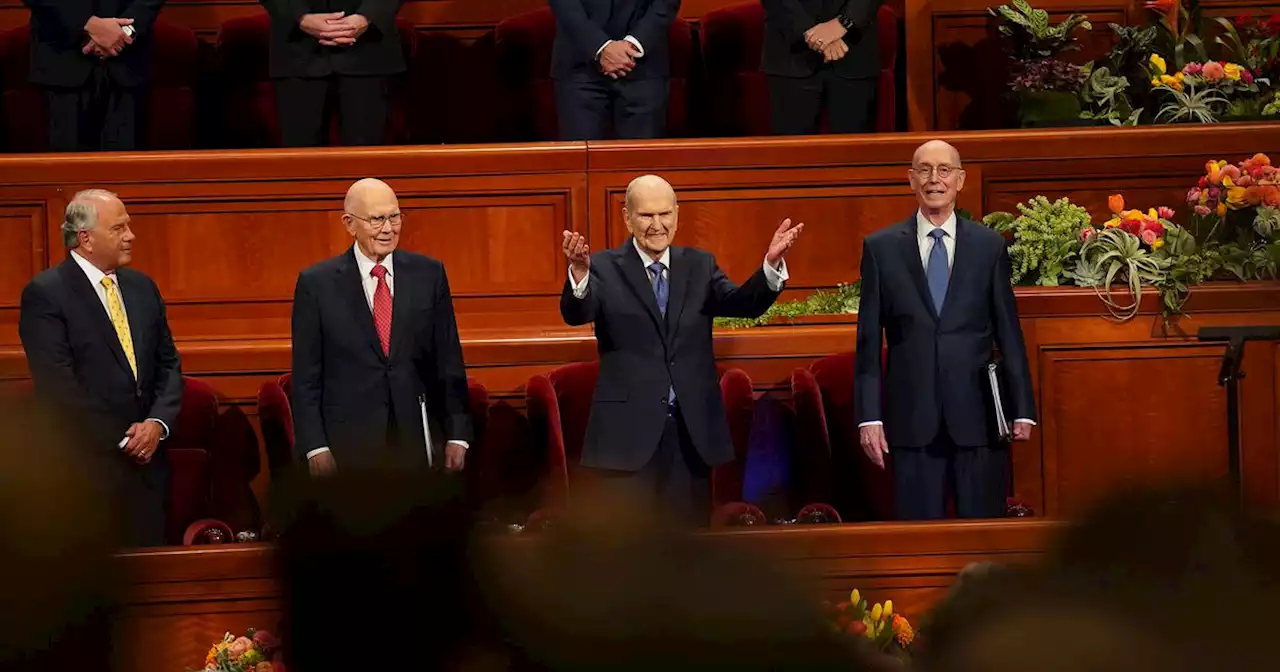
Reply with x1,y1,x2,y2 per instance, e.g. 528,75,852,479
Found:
859,211,1034,429
69,250,170,440
596,35,646,59
569,239,789,298
307,244,469,460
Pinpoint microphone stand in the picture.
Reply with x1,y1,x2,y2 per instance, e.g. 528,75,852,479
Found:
1198,326,1280,507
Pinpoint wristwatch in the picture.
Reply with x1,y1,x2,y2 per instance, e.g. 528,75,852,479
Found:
836,14,856,30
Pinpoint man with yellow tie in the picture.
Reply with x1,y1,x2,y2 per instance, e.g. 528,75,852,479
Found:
19,189,184,547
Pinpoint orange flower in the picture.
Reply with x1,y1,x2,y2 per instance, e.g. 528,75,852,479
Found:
893,615,915,646
1108,194,1125,214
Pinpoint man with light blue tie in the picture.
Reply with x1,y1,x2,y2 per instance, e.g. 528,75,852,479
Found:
853,140,1036,520
560,174,803,524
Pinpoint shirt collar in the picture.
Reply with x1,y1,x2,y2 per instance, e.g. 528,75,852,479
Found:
632,237,671,270
353,243,392,278
916,209,958,240
70,249,115,286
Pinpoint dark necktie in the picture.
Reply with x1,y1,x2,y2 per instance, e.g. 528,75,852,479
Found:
648,261,676,406
926,228,949,314
370,264,392,355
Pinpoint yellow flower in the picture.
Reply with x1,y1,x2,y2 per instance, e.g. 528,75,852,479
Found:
1226,186,1248,207
850,589,860,606
1224,63,1242,81
1150,77,1162,88
1159,74,1183,91
883,600,893,618
1147,208,1158,220
1104,217,1121,228
1223,175,1235,188
1151,238,1165,250
1217,202,1227,217
1150,54,1167,74
871,603,883,621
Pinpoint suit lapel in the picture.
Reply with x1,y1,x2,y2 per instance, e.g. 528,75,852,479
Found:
59,259,134,378
665,246,691,346
118,270,147,383
612,240,665,335
388,254,412,361
896,218,939,322
338,249,388,363
939,218,976,324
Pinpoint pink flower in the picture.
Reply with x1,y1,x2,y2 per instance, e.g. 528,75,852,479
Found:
1186,188,1202,204
1141,229,1159,245
1242,70,1254,84
1195,204,1212,216
1183,62,1204,75
1157,206,1175,220
1080,227,1097,242
1140,217,1165,237
1208,187,1221,199
1237,174,1253,187
1197,176,1209,189
252,631,280,651
228,637,253,659
1202,61,1225,81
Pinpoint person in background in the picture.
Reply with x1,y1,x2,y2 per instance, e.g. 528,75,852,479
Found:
23,0,167,150
560,174,801,525
290,178,472,477
760,0,881,135
854,140,1035,521
259,0,404,146
19,189,183,547
548,0,680,140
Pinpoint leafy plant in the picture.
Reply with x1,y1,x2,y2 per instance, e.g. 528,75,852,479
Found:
1153,84,1228,122
1069,228,1167,320
1079,64,1142,125
714,282,861,329
989,0,1092,60
983,196,1090,286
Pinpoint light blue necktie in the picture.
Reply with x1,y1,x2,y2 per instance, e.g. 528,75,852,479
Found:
927,228,949,314
649,262,676,406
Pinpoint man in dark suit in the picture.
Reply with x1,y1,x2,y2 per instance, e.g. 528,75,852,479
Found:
260,0,404,146
760,0,880,135
19,189,184,546
560,174,802,524
854,140,1035,521
23,0,167,151
291,178,473,477
548,0,680,141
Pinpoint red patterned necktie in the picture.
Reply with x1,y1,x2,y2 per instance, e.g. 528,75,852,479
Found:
370,264,392,355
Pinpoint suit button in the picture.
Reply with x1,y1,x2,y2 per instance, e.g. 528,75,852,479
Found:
669,360,675,367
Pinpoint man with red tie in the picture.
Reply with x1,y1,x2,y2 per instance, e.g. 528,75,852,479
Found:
290,178,473,476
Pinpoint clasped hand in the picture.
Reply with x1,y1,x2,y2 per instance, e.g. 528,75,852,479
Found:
81,16,134,59
803,19,849,62
300,12,369,47
599,40,641,79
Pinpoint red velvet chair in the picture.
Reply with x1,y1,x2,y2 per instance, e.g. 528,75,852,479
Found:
493,7,693,141
215,13,417,148
699,2,898,136
409,31,501,144
0,20,199,152
790,350,895,522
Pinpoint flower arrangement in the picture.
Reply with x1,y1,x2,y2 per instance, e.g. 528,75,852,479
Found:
824,589,915,660
1185,154,1280,280
983,195,1091,285
988,0,1093,126
197,629,284,672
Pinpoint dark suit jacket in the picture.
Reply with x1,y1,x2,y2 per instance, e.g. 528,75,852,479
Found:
259,0,405,79
560,240,781,471
548,0,680,81
853,216,1035,448
290,248,473,469
23,0,167,88
19,257,183,452
760,0,881,80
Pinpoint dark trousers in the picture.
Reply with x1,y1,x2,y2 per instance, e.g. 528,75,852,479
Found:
891,423,1008,521
592,406,711,526
767,72,876,135
44,65,141,151
116,457,169,547
274,75,389,147
553,76,667,141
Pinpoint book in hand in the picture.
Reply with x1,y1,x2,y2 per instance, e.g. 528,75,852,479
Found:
986,360,1012,442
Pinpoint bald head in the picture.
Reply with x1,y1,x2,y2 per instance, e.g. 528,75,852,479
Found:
909,140,966,221
623,174,679,260
343,178,402,262
913,140,961,167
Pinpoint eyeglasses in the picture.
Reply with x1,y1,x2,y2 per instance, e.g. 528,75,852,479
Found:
912,165,961,180
347,212,403,229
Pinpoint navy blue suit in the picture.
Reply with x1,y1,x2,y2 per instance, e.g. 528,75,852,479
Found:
853,216,1035,519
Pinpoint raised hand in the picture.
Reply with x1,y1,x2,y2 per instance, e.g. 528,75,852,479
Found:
562,231,591,283
765,218,804,266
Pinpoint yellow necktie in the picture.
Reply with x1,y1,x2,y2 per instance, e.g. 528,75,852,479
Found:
101,276,137,378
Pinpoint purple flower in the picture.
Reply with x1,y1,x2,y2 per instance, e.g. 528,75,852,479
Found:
1010,58,1088,92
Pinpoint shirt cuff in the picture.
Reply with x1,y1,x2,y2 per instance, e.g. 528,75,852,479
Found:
306,447,330,459
858,420,883,427
623,35,645,57
595,39,612,59
146,418,170,440
447,440,470,450
762,257,789,292
569,266,590,298
1014,419,1036,425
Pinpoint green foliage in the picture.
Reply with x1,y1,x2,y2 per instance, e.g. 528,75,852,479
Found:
1154,85,1228,124
989,0,1092,60
1079,64,1142,125
1069,228,1166,321
714,282,861,329
982,196,1090,286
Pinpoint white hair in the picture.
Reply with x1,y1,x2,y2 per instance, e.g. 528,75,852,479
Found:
61,189,118,249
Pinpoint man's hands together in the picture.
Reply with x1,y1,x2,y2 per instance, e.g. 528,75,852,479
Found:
123,420,163,464
804,18,850,63
81,17,133,59
301,12,369,47
599,40,641,79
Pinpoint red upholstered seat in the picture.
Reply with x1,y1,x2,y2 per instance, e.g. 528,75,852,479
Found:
790,350,895,521
258,373,295,480
408,31,500,144
494,7,692,141
215,13,416,148
713,367,754,507
172,377,263,541
700,2,898,136
0,20,199,152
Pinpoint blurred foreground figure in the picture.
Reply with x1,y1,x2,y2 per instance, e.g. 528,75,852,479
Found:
915,487,1279,672
0,395,122,672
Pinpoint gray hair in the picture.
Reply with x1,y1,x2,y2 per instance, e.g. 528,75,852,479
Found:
61,189,118,249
